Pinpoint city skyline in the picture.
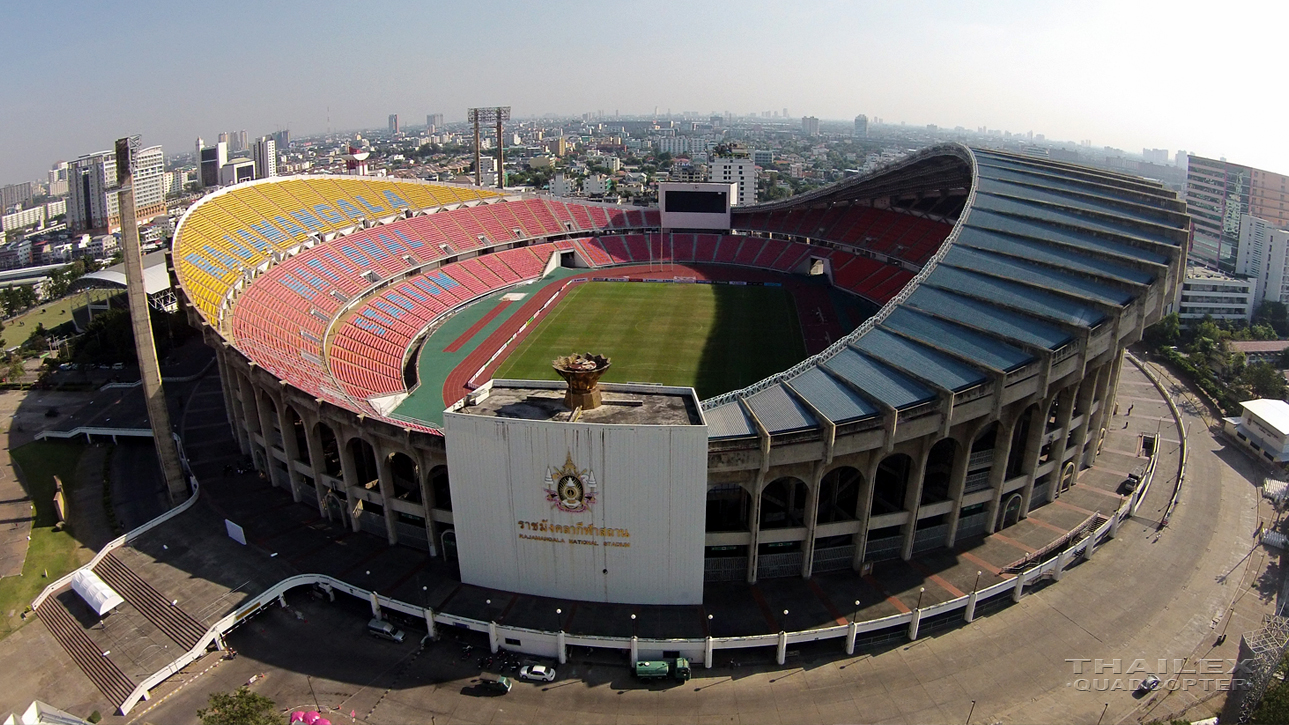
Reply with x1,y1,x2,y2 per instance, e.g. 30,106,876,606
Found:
1,0,1283,185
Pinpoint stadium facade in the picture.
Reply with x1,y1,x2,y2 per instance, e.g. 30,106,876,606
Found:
173,144,1188,605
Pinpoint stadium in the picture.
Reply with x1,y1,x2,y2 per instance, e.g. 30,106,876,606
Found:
173,143,1187,607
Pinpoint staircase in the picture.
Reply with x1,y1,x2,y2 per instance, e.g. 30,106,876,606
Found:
35,598,135,707
93,554,208,651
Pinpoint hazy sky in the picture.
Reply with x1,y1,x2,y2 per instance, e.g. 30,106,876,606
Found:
2,0,1283,185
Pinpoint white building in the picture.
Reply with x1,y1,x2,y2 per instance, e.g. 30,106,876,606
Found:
583,174,611,197
67,146,163,232
1176,265,1254,325
252,136,277,179
1236,214,1289,308
219,158,255,186
1224,399,1289,465
550,173,577,197
752,150,774,167
709,157,756,206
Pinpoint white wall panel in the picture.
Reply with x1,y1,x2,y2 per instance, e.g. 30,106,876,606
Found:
445,407,708,605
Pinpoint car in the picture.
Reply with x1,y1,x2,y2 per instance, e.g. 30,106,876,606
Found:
1139,674,1162,693
366,618,405,643
519,664,556,682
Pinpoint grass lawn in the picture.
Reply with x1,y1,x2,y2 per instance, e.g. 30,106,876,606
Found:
495,282,806,399
1,290,117,349
0,441,89,640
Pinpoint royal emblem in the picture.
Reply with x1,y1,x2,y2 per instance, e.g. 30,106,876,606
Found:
544,453,597,513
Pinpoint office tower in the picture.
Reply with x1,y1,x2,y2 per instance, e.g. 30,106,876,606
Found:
252,137,277,179
68,145,163,231
388,114,400,133
709,157,756,206
854,114,868,138
199,141,228,188
802,116,820,136
1186,155,1289,271
426,113,444,131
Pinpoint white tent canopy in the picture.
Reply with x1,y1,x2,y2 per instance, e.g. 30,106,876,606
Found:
71,569,124,616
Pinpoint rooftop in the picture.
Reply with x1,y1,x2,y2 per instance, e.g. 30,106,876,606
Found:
448,379,704,426
1185,265,1246,282
1241,399,1289,437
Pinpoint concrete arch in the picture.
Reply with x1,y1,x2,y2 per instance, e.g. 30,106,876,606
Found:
388,450,421,504
428,465,451,512
872,453,913,516
760,476,808,530
921,438,959,505
707,483,753,532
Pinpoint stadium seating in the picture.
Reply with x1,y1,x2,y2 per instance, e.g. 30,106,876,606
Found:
733,205,952,268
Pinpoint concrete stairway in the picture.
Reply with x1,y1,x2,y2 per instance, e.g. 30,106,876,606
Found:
35,597,135,707
93,553,208,651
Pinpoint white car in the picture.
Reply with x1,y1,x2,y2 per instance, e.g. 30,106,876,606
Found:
519,664,556,682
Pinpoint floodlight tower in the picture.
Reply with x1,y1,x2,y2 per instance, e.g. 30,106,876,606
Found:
115,136,188,505
467,106,511,189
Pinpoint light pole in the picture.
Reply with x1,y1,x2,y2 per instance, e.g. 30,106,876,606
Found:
1095,702,1108,725
965,699,976,725
915,587,926,610
852,599,860,624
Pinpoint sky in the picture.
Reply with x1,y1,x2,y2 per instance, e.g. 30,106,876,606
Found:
2,0,1286,185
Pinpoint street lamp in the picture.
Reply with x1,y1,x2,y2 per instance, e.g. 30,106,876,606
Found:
915,587,926,610
852,600,860,625
971,571,982,594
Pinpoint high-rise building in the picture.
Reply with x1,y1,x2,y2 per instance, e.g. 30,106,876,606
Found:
1236,214,1289,308
218,132,230,148
802,116,820,136
252,136,277,179
1186,155,1289,271
854,114,868,138
68,145,164,232
0,182,33,211
199,141,228,189
709,157,756,206
388,114,400,134
426,113,444,131
272,129,290,150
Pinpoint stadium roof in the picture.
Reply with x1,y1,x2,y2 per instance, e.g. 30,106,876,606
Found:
705,145,1188,439
68,250,171,296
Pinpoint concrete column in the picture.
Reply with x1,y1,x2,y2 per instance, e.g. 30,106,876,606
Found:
273,398,303,502
907,607,922,641
1053,548,1072,581
254,393,285,489
704,636,713,668
374,446,400,546
1068,374,1100,475
1018,395,1055,516
776,630,788,665
216,348,246,453
556,630,567,665
1083,362,1114,467
488,621,498,653
851,454,881,570
117,172,187,505
943,435,973,548
339,436,362,533
630,635,638,665
746,478,764,584
984,414,1020,535
1036,386,1078,508
964,590,979,622
237,373,264,469
418,455,439,557
1109,511,1122,538
800,462,825,578
423,608,436,639
845,621,858,655
900,442,931,560
1012,572,1025,602
303,422,329,517
1101,348,1126,439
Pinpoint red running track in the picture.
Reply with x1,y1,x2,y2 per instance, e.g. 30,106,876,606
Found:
439,264,844,408
443,300,512,353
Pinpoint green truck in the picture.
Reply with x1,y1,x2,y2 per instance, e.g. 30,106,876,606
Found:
634,657,691,682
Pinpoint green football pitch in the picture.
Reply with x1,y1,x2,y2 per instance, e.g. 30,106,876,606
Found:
494,282,806,399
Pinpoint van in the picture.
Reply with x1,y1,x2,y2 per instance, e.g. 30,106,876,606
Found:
366,618,405,643
480,672,512,693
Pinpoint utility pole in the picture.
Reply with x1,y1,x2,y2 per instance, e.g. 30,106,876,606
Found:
115,136,187,505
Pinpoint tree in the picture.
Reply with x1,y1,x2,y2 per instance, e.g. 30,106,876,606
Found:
1255,300,1289,337
1242,361,1288,400
197,687,282,725
1144,312,1181,346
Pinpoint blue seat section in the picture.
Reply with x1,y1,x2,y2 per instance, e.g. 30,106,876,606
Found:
305,259,342,283
371,299,405,320
427,271,460,290
353,195,386,215
383,189,411,209
353,316,386,336
393,228,425,249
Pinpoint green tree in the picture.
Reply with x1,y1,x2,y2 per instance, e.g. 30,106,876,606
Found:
1242,361,1288,400
197,687,282,725
1255,300,1289,337
1144,312,1181,346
